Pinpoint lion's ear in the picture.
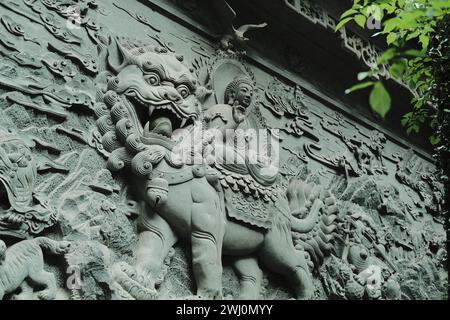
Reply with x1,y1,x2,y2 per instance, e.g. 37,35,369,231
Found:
107,37,134,74
195,86,213,103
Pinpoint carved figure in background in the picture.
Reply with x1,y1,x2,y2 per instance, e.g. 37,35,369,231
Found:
356,265,383,299
366,130,387,173
0,132,57,238
212,0,267,52
0,237,70,300
378,183,405,217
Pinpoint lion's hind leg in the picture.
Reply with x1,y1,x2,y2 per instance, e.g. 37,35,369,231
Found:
231,256,263,299
28,269,57,300
259,219,314,300
11,281,35,300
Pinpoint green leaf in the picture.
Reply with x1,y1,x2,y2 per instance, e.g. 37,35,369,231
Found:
404,49,424,57
345,81,374,94
340,8,358,19
369,82,391,118
377,48,396,65
419,34,430,51
429,135,440,145
383,18,399,33
389,60,407,79
336,17,353,31
406,30,420,41
406,123,420,135
354,14,367,28
386,33,397,45
401,112,412,126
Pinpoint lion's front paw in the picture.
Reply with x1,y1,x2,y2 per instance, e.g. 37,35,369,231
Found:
111,262,158,300
37,289,56,300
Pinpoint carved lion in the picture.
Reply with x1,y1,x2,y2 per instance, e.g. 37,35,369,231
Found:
93,39,341,300
0,237,70,300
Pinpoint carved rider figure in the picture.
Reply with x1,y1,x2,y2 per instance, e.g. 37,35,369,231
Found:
203,75,253,137
204,75,278,186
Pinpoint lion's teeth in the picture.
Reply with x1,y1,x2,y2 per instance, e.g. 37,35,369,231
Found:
180,118,187,128
173,109,181,119
143,122,151,137
149,105,155,117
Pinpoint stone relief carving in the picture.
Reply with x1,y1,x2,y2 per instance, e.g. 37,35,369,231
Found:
92,42,341,299
0,130,61,238
112,2,161,33
0,0,445,301
0,237,70,300
395,149,444,221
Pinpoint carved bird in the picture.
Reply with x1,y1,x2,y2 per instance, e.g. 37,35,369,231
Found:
212,0,268,52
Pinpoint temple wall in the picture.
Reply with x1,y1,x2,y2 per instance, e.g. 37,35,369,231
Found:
0,0,446,300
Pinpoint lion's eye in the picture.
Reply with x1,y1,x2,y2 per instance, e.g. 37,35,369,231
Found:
177,85,190,98
145,74,160,86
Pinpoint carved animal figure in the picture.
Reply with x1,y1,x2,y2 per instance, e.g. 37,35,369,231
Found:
0,237,70,300
0,131,57,238
212,0,267,51
356,265,383,299
95,40,340,299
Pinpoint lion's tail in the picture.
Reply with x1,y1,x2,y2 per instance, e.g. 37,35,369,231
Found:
34,237,71,255
286,178,341,268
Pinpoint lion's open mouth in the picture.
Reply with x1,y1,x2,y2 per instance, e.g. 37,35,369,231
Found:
129,96,195,138
0,182,10,211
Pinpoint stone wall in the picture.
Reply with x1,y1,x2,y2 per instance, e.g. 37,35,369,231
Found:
0,0,446,300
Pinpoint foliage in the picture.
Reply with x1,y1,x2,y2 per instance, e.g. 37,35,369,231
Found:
429,15,450,289
336,0,450,145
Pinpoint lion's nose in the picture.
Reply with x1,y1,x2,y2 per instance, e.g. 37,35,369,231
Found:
162,88,182,103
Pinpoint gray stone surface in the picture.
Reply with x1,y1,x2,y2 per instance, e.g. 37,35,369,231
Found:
0,0,446,300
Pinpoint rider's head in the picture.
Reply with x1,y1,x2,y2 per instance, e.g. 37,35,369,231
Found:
224,75,255,109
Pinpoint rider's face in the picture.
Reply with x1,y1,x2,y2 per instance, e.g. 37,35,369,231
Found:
236,83,254,108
